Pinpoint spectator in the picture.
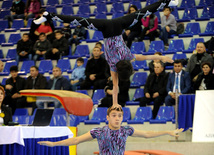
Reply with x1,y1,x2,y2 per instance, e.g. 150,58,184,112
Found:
4,0,25,28
46,30,69,60
0,61,4,72
80,46,110,90
122,5,142,48
165,60,191,106
25,66,47,112
16,33,33,64
69,25,86,54
98,77,130,108
138,62,169,119
138,13,159,42
148,52,165,73
160,6,177,46
186,42,214,80
34,21,53,41
33,33,52,62
61,23,71,40
36,67,70,108
70,57,86,91
193,62,214,91
4,66,27,114
24,0,41,20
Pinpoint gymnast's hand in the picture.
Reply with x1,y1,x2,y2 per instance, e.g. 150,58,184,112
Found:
112,103,122,109
38,141,55,147
168,128,184,137
161,56,174,63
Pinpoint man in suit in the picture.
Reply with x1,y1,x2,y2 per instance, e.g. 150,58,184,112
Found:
165,59,191,106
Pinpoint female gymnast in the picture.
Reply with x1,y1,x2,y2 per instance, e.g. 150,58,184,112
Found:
38,106,184,154
34,0,179,107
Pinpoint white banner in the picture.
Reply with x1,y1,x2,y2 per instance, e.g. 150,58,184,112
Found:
192,90,214,142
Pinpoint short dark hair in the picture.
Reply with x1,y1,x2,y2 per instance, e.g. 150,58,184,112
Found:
39,8,46,14
55,30,63,34
163,6,172,12
95,42,102,46
201,62,212,68
23,33,29,37
77,57,84,63
39,32,46,37
10,65,18,72
174,59,183,66
128,5,138,14
116,60,134,81
30,66,39,71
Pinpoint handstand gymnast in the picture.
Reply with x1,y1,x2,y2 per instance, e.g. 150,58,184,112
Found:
34,0,179,107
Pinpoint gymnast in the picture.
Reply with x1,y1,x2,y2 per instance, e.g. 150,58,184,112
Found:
34,0,179,107
38,106,184,154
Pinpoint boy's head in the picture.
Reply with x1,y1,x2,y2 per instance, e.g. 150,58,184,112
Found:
10,66,18,79
55,30,63,40
76,57,84,67
116,60,134,81
163,6,172,16
22,33,29,42
107,106,123,130
95,42,102,49
39,33,46,42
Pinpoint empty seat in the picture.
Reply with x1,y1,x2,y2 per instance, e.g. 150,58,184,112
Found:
84,107,108,124
0,10,10,19
95,14,107,19
86,31,104,43
171,8,180,21
164,39,185,54
1,77,8,85
110,2,124,13
20,60,35,75
61,0,74,5
127,107,152,124
112,12,124,19
0,49,4,59
77,115,89,122
181,7,198,21
1,33,21,46
147,41,165,53
92,89,105,104
57,59,72,73
178,0,195,10
78,0,91,4
5,48,17,61
122,107,131,122
53,108,66,115
46,0,59,6
2,0,13,9
5,19,24,32
39,60,53,74
61,5,74,15
46,6,57,14
126,88,144,105
130,42,146,54
0,34,6,45
183,38,204,53
130,72,148,88
77,4,90,16
14,108,28,116
172,53,187,60
93,3,108,15
199,21,214,36
178,23,201,38
208,6,214,18
69,45,90,59
132,60,147,71
195,6,210,21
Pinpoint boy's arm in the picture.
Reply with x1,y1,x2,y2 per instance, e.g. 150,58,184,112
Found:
135,54,174,63
38,131,93,147
110,71,120,107
131,128,184,138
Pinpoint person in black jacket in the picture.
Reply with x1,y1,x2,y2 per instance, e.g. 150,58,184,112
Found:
139,62,169,119
46,30,69,60
4,0,25,27
4,66,27,114
16,33,33,64
80,46,110,91
0,86,12,125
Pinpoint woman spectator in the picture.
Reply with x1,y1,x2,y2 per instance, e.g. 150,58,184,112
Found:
122,5,142,48
24,0,41,20
138,13,159,42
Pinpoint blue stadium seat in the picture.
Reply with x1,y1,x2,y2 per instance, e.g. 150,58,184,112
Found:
46,6,57,14
154,11,161,24
195,6,210,21
50,115,79,126
57,59,72,73
84,107,108,124
1,33,21,46
171,8,180,21
2,0,13,9
126,88,144,106
5,48,17,61
112,12,124,19
208,6,214,18
5,19,24,32
19,60,35,75
39,60,53,74
78,0,91,4
178,0,195,10
86,31,103,43
179,8,198,22
197,0,214,8
0,10,10,19
77,115,89,122
146,0,155,6
122,107,131,122
1,61,17,75
0,49,4,60
53,108,66,115
77,4,90,16
61,0,74,5
164,39,185,54
199,21,214,36
92,89,105,105
110,2,124,13
132,60,147,71
129,1,142,10
14,108,28,116
0,34,6,45
93,3,108,15
69,45,90,59
130,72,148,88
1,77,8,85
172,53,187,60
147,41,165,54
95,14,107,19
46,0,59,6
127,107,152,124
61,5,74,15
13,116,30,125
130,42,146,54
150,106,175,124
178,23,201,38
20,18,33,31
75,90,89,95
183,38,204,53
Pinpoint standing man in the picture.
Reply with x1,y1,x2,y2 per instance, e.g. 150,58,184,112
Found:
165,60,191,106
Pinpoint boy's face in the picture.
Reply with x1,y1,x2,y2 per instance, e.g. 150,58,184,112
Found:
39,35,46,42
163,8,171,16
107,110,123,130
22,35,29,42
55,33,63,40
77,61,83,67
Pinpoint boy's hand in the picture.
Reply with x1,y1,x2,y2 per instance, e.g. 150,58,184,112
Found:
161,56,174,63
112,103,121,109
38,141,54,147
168,128,184,137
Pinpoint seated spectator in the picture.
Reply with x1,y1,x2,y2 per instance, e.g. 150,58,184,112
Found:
24,0,41,20
46,30,69,60
165,60,191,106
69,25,86,54
61,23,71,40
138,62,169,119
149,52,165,73
98,77,130,108
138,13,159,42
4,0,25,28
16,33,33,64
36,67,70,108
70,57,86,91
4,66,27,114
193,62,214,91
33,33,52,62
80,46,110,91
122,5,142,48
34,21,53,41
160,6,177,46
186,42,214,80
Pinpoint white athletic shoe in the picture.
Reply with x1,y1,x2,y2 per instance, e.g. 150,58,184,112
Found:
168,0,179,7
33,11,49,24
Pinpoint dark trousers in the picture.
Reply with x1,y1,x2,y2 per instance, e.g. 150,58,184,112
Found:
80,79,107,91
139,27,159,42
139,96,165,119
122,31,140,48
46,51,61,60
99,96,126,108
